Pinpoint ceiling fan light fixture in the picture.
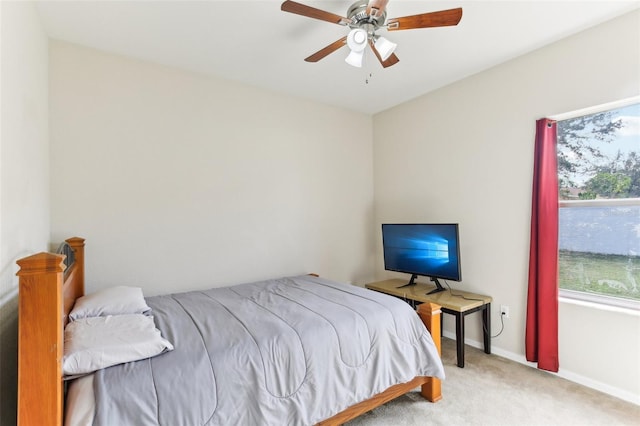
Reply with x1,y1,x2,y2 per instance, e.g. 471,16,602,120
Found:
374,36,397,61
346,28,368,52
345,50,365,67
346,28,368,67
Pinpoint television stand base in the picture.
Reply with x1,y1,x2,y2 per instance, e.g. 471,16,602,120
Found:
396,274,418,288
427,286,447,295
426,277,446,294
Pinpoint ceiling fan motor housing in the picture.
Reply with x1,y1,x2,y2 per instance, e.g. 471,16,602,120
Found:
347,0,386,38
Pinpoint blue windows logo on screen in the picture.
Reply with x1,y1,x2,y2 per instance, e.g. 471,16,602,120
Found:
407,238,450,263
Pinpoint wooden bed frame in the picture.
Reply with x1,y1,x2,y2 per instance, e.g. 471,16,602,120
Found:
16,237,442,426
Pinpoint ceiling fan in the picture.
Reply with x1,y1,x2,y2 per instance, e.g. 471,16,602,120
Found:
281,0,462,68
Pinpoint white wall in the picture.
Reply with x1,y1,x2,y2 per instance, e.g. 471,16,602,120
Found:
373,10,640,403
0,2,49,425
49,41,375,297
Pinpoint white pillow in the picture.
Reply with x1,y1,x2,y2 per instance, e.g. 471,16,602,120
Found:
69,286,151,320
63,314,173,379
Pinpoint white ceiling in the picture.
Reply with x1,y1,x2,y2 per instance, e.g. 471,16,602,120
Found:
36,0,640,115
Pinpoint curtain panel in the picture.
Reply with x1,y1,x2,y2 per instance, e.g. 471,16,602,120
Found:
526,118,559,372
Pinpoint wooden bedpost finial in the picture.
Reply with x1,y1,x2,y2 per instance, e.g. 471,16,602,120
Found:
66,237,85,248
65,237,85,295
16,252,66,276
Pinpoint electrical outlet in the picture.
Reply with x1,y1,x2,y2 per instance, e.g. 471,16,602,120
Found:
500,305,510,319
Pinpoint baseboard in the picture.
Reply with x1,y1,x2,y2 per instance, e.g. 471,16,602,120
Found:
442,330,640,406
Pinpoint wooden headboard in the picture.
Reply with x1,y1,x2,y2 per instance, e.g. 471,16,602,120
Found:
16,237,85,426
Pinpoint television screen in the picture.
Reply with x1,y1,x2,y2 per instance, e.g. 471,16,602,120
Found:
382,223,461,288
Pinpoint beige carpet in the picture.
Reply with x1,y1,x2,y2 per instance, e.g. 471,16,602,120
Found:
346,338,639,426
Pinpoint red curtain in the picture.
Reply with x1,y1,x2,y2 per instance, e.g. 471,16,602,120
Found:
526,118,559,372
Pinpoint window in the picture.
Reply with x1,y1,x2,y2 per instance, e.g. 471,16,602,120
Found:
556,99,640,309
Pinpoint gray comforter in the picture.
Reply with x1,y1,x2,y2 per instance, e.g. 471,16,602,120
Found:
93,275,445,425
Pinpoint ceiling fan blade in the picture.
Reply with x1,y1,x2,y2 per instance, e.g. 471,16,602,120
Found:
369,40,399,68
281,0,350,26
304,36,348,62
387,8,462,31
366,0,389,17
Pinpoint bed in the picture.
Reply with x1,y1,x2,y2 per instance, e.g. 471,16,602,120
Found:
17,237,444,426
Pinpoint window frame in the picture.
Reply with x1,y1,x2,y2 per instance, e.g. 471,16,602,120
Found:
552,96,640,311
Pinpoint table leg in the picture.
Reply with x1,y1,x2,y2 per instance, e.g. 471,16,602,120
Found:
483,303,491,354
455,312,464,368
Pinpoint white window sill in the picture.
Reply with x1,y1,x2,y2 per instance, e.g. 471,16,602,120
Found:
559,291,640,317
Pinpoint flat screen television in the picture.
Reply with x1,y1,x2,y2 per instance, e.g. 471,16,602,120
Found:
382,223,461,294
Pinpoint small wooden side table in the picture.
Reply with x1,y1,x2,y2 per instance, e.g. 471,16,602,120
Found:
366,279,492,368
